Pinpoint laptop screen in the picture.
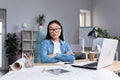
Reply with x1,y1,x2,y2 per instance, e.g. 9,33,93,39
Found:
71,38,118,70
97,38,118,69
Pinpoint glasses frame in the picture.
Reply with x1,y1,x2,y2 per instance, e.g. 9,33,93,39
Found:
49,28,61,33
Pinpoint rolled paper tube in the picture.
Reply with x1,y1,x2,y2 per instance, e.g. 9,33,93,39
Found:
10,58,26,71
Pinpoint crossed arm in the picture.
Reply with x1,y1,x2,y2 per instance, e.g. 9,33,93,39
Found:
40,40,75,63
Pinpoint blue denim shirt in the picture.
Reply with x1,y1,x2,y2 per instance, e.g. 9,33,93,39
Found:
40,39,75,63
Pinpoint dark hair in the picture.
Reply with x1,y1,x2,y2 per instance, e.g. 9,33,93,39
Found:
46,20,64,41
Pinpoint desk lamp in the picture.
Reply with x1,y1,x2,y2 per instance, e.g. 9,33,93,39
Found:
88,27,98,38
88,27,100,59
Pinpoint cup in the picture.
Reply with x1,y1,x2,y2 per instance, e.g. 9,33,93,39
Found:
25,53,34,67
88,52,95,61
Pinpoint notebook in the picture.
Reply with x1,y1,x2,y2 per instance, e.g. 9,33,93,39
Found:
72,38,118,70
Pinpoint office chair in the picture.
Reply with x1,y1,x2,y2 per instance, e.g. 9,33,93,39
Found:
34,30,47,63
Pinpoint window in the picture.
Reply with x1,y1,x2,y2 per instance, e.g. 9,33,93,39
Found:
0,22,2,67
80,9,91,27
0,9,6,69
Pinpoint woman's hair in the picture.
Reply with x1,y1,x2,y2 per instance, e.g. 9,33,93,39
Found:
46,20,64,41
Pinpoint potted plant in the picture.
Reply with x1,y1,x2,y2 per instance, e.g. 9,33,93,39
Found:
37,14,45,30
96,27,111,38
96,27,120,41
5,33,19,65
113,36,120,42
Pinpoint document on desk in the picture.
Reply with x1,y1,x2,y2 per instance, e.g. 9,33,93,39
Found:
46,68,70,75
0,66,120,80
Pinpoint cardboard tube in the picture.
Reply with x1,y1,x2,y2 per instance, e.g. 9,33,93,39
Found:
10,58,26,71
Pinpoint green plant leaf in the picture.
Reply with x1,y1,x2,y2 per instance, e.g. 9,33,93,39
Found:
5,33,20,58
96,27,120,42
37,14,45,26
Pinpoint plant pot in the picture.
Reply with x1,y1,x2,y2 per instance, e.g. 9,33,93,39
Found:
38,26,43,30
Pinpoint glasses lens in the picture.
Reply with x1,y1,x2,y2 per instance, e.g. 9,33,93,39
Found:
49,28,61,33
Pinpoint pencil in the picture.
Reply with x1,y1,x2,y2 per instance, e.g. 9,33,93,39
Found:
30,53,33,61
22,52,24,58
24,54,31,66
42,67,46,72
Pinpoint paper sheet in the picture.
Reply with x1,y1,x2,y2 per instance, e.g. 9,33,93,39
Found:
1,66,120,80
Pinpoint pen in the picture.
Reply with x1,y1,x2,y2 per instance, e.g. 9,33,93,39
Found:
22,52,24,58
24,54,29,60
24,54,31,66
64,62,73,64
30,53,33,61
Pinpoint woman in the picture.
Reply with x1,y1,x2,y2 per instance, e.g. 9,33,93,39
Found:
40,20,75,63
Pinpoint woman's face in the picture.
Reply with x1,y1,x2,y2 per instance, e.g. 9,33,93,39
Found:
49,23,61,40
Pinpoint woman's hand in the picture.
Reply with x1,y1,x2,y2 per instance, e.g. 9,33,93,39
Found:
48,54,56,58
66,51,72,55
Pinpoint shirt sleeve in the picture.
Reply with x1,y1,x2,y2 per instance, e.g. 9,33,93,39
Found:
55,42,75,62
40,40,60,63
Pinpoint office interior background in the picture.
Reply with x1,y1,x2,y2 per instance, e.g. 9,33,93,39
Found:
0,0,120,70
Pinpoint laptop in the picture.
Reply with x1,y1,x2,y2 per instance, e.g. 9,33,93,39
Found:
72,38,118,70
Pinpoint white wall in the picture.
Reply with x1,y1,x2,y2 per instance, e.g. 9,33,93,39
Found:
93,0,120,37
0,0,92,44
92,0,120,60
79,27,93,47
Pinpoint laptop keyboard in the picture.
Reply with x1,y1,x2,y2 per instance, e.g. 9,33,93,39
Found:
84,62,98,66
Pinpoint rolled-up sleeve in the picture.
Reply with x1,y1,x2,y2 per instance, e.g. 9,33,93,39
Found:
40,40,60,63
55,42,75,62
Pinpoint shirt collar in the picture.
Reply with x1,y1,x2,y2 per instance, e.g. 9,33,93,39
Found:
50,39,64,45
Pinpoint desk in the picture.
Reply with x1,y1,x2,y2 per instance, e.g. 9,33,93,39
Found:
0,60,120,80
35,60,120,73
106,61,120,73
76,59,120,73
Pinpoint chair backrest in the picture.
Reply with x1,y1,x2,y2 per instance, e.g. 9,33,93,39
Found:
34,30,47,63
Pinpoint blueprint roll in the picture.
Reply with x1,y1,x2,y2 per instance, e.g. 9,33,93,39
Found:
10,58,26,71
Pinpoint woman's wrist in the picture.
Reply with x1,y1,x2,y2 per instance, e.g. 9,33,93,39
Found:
48,54,57,58
66,51,72,55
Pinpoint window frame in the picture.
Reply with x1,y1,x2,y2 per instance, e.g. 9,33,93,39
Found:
0,8,6,70
80,9,91,27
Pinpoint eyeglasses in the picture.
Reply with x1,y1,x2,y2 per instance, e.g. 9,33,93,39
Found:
49,28,61,33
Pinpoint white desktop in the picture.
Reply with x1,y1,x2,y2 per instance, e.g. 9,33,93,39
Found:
0,38,120,80
0,65,120,80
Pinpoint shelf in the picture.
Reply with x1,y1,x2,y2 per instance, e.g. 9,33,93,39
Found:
23,49,33,51
23,39,36,42
21,30,38,53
